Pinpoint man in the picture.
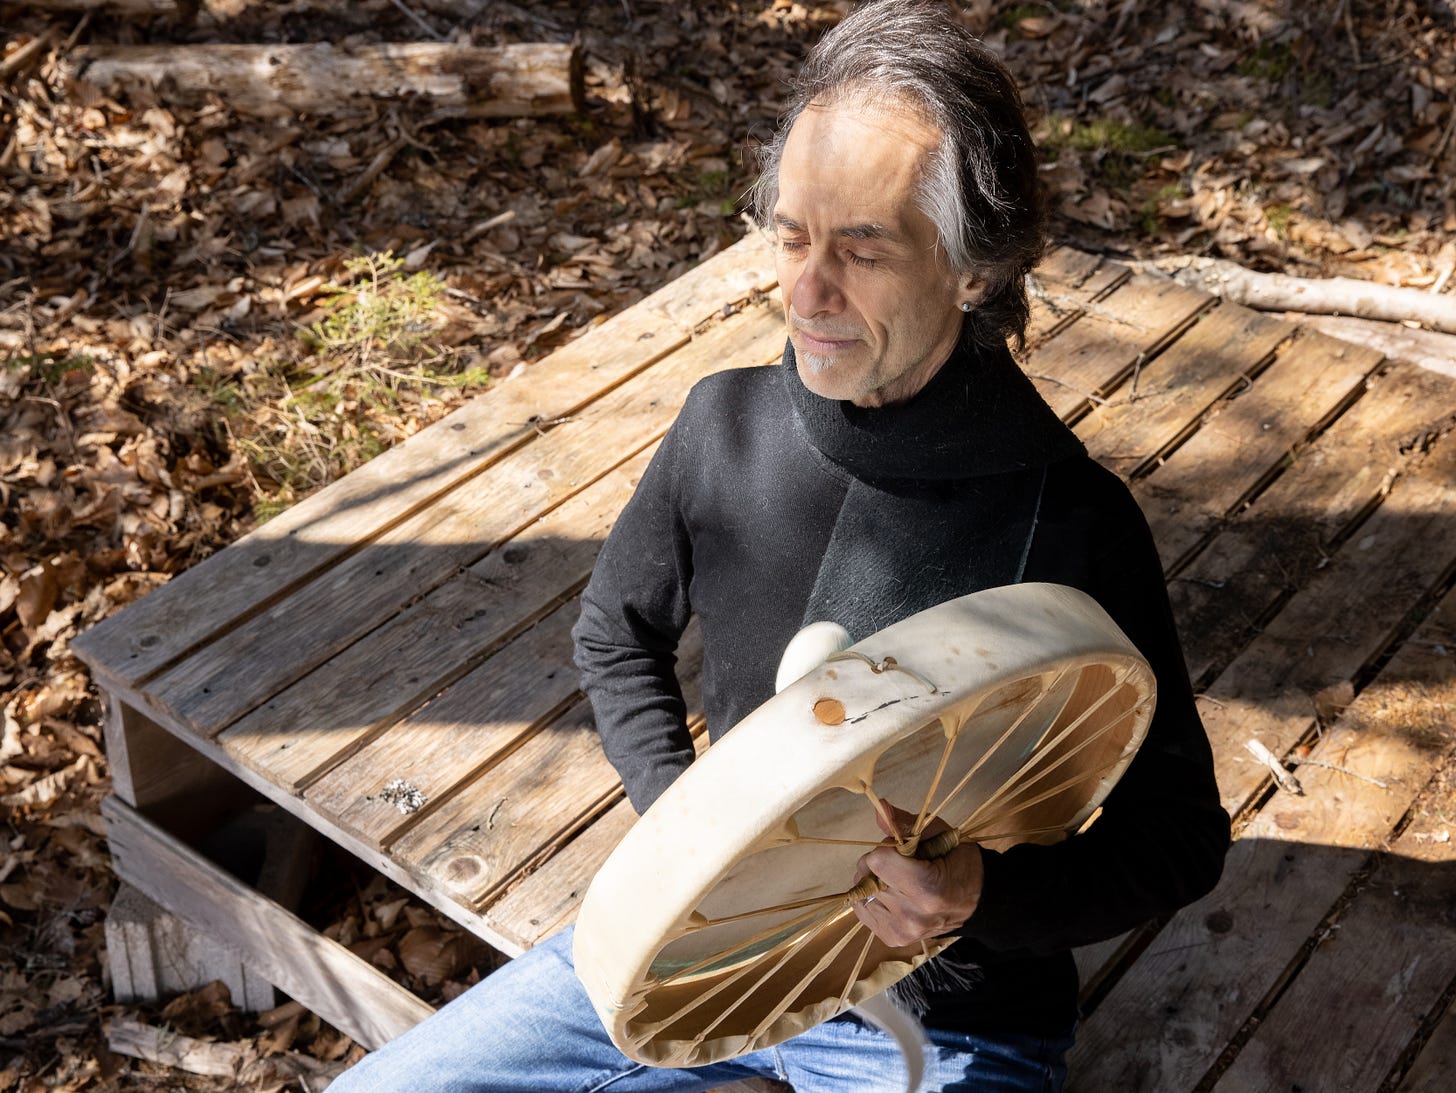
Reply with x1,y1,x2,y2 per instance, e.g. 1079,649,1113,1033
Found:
328,3,1229,1090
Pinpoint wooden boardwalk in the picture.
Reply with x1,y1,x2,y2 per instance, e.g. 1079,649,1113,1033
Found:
73,232,1456,1089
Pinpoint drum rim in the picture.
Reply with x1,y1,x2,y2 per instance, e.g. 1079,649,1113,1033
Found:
574,582,1156,1066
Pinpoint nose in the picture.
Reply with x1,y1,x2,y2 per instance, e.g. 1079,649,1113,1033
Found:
789,250,844,319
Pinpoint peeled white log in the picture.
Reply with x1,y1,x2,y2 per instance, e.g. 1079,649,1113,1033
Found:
65,40,584,119
1152,256,1456,334
1281,312,1456,380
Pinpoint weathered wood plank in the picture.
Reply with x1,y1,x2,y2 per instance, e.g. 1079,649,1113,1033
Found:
1210,795,1456,1091
486,797,638,950
218,444,660,792
305,598,585,851
399,636,707,916
1025,273,1212,420
488,722,712,949
395,701,620,909
1035,246,1109,292
1399,995,1456,1092
107,883,278,1011
92,670,531,955
1070,360,1452,1040
1072,928,1152,1010
149,298,786,736
1134,328,1383,572
102,796,434,1049
70,232,776,693
1197,425,1456,818
1074,302,1293,478
1067,581,1456,1092
104,696,249,834
1024,249,1129,343
1172,360,1456,686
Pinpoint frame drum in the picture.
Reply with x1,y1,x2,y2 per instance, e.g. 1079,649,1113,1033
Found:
574,583,1155,1067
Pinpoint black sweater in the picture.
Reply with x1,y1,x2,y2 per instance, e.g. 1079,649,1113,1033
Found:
572,340,1230,1035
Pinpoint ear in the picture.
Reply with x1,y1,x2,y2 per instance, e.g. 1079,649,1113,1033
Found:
955,278,990,312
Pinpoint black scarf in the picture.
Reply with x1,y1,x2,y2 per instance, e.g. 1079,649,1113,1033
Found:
783,338,1085,639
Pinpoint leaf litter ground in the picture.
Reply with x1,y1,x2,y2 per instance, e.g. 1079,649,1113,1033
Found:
3,1,1456,1088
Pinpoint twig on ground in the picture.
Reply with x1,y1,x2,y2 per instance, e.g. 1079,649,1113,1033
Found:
1289,755,1390,789
1,31,53,80
1026,374,1110,406
1245,738,1305,795
388,0,448,40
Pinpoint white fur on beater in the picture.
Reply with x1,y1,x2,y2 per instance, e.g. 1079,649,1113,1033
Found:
774,620,854,694
774,621,929,1093
854,992,929,1093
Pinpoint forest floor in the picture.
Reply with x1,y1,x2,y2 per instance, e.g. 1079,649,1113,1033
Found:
4,1,1456,1089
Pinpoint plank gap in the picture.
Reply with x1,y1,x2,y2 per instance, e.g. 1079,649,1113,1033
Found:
1057,299,1219,430
1182,447,1421,696
1347,555,1456,707
1122,331,1294,484
376,690,588,852
467,784,625,912
129,423,552,690
1190,850,1386,1092
1019,251,1132,351
291,574,593,793
1379,959,1456,1092
474,785,629,920
1160,348,1391,578
1075,917,1164,1018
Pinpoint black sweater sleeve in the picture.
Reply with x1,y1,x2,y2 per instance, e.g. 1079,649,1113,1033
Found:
572,418,696,814
959,460,1231,954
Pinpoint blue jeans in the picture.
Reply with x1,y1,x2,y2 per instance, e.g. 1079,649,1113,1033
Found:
326,928,1072,1092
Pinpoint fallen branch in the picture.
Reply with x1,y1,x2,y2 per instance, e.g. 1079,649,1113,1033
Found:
64,41,584,120
1,32,57,82
106,1018,346,1093
1141,256,1456,334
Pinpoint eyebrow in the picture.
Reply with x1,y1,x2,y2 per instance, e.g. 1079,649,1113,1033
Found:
773,214,897,242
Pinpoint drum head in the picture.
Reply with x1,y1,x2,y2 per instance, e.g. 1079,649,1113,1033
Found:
573,583,1155,1067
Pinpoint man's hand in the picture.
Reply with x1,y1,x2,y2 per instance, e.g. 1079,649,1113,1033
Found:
851,801,983,948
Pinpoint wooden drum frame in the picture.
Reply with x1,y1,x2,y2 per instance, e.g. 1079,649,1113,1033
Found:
573,583,1155,1068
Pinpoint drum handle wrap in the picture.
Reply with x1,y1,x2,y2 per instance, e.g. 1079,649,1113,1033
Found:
842,827,963,905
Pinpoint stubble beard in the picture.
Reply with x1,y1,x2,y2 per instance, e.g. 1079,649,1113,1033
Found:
797,349,836,376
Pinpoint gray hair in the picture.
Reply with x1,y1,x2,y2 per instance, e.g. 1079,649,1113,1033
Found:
750,0,1045,350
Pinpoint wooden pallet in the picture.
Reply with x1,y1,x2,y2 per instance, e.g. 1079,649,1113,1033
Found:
72,231,1456,1089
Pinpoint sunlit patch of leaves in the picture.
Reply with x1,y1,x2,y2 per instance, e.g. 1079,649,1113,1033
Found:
1038,113,1177,195
1042,115,1175,158
211,251,490,524
303,251,446,369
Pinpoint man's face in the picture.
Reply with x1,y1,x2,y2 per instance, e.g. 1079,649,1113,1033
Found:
772,97,976,408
